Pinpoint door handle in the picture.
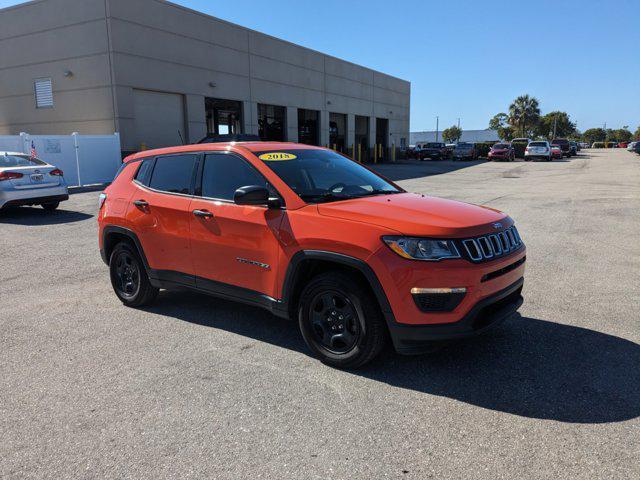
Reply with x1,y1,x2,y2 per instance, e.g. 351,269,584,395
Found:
193,209,213,218
133,199,149,209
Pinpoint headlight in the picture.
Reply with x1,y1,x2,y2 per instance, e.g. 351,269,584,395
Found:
382,236,461,261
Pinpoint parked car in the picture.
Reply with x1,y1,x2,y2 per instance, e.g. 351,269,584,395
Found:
488,143,515,161
633,142,640,154
569,141,578,155
618,142,628,149
627,141,637,152
416,142,449,160
98,142,526,368
0,152,68,211
550,145,563,160
453,142,478,160
524,141,552,161
551,138,572,157
579,142,590,149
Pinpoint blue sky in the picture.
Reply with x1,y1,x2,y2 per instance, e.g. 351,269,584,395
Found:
2,0,638,132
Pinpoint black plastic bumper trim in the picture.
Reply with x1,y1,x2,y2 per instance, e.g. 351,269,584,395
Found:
388,277,524,354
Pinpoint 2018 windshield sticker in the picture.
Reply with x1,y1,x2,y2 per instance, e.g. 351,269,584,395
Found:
259,152,297,161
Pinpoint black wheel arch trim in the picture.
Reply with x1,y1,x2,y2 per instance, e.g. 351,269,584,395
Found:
101,225,151,271
278,250,396,324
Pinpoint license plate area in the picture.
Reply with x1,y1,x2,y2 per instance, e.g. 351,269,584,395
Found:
30,174,44,182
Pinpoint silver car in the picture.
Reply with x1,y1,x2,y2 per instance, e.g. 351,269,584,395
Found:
0,152,69,211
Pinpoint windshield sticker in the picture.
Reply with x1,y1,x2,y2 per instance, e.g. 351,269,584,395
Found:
259,152,297,161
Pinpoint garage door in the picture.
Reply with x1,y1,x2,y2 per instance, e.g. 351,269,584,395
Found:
133,89,185,150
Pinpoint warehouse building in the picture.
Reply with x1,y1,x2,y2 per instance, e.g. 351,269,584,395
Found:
0,0,410,160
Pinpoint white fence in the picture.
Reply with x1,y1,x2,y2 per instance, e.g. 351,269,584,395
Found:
0,132,121,187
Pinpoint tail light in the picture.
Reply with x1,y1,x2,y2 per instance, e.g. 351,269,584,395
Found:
0,171,24,181
49,168,64,176
525,147,530,152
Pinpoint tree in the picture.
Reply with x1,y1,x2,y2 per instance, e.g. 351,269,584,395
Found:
442,125,462,143
508,95,541,138
489,113,514,141
536,111,576,139
582,128,606,144
634,126,640,140
609,127,632,143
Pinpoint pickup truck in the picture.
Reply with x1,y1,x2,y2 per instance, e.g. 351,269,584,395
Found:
416,142,449,160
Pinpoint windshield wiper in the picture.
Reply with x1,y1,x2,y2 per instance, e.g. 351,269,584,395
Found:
351,189,402,198
299,192,357,203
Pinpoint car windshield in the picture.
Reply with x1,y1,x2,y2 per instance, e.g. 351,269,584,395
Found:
456,143,472,149
0,154,46,168
493,144,509,149
256,149,402,203
424,143,442,148
529,142,547,147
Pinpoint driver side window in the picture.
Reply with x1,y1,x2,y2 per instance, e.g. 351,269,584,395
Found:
201,153,269,201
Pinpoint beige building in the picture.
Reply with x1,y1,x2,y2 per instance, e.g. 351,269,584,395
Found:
0,0,410,157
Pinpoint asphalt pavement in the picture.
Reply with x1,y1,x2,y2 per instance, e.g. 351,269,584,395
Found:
1,148,638,479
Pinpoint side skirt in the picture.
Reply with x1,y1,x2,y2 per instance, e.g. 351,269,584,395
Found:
148,269,289,319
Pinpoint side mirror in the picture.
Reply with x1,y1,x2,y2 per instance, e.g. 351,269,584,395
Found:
233,185,281,208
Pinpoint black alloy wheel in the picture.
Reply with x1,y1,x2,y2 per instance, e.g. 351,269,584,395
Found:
109,242,158,307
113,250,140,299
309,291,361,354
298,271,387,369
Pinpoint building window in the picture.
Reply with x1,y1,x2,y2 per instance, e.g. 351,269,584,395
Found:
205,98,243,136
329,113,347,152
298,109,319,146
258,104,286,141
34,78,53,108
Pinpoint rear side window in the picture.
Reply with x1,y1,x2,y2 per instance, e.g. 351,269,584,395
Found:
148,155,197,194
134,158,155,186
0,154,46,167
201,153,268,201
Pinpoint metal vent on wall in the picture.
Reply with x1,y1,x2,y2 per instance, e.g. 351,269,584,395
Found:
34,78,53,108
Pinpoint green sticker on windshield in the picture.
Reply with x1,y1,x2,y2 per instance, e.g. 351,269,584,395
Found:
259,152,297,161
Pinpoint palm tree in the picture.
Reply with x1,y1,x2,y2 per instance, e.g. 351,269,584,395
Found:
508,95,541,138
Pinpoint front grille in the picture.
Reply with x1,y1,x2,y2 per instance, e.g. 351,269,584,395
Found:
459,225,523,262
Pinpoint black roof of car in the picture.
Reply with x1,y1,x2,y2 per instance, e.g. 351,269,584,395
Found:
197,134,262,144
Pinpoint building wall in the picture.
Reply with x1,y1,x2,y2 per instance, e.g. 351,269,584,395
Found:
0,0,116,135
0,0,410,154
411,129,500,144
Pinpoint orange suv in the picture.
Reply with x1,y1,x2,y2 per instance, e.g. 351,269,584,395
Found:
98,142,525,368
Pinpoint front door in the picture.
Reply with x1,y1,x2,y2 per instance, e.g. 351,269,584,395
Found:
188,152,284,298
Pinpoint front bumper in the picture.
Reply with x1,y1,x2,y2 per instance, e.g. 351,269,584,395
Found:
388,277,523,354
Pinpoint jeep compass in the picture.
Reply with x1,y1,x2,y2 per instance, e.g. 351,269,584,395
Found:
98,142,525,368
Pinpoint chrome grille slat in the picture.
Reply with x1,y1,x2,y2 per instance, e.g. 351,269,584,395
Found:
461,226,522,262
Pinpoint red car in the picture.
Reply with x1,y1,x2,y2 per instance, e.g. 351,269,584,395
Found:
98,142,526,368
488,143,515,162
550,145,563,160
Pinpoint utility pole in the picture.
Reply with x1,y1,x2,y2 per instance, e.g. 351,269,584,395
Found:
457,118,460,129
435,116,439,142
553,114,557,139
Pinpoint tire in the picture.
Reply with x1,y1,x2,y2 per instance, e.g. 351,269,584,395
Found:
109,242,158,307
298,271,387,369
41,202,59,211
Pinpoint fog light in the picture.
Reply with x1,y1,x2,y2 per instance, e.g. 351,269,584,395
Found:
410,287,467,313
410,287,467,294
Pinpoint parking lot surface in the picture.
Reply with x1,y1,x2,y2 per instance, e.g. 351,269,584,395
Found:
1,149,638,479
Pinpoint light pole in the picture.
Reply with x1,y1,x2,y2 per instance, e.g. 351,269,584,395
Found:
435,116,439,142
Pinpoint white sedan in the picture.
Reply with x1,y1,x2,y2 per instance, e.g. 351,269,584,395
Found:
0,152,69,211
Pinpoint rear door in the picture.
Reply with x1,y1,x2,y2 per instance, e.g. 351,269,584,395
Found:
188,152,284,298
126,153,198,282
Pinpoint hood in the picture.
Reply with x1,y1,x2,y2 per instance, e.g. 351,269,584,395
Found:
317,192,510,237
